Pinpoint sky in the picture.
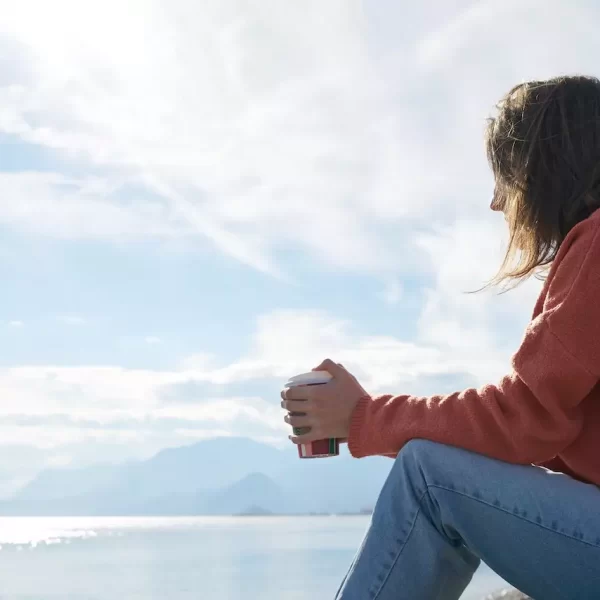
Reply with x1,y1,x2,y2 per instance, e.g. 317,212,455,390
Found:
1,0,600,496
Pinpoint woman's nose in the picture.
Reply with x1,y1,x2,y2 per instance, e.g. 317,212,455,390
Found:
490,195,504,212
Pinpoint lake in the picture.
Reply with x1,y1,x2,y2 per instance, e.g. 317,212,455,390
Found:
0,516,508,599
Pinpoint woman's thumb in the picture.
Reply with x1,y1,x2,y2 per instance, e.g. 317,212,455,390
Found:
312,358,343,376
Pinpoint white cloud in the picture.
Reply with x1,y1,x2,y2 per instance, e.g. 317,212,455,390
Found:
208,305,533,392
0,172,183,242
144,336,161,345
414,219,542,356
0,0,592,486
0,0,486,276
416,0,600,75
1,0,597,282
0,295,535,459
8,320,24,328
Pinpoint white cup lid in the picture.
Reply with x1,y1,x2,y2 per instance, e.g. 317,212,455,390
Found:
285,371,332,387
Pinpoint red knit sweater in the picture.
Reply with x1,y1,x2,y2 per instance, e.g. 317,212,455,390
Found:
349,209,600,485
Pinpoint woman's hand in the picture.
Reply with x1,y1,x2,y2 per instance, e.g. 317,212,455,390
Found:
281,359,369,444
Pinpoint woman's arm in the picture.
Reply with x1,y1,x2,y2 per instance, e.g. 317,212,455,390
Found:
349,221,600,463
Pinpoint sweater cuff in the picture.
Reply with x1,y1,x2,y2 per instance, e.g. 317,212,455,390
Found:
348,395,371,458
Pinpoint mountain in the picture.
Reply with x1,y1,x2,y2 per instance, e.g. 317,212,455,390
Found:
0,437,393,516
203,472,285,515
14,463,122,503
278,453,392,514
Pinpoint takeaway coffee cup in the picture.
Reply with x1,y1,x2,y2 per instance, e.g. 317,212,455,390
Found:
284,371,340,459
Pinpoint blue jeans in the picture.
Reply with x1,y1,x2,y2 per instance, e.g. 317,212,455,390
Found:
335,440,600,599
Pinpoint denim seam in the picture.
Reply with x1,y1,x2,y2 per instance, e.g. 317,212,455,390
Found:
429,483,600,550
371,487,429,600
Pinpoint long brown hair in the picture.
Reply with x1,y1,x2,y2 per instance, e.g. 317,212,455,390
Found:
486,75,600,287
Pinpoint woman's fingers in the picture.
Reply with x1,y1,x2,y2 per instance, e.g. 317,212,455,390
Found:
284,413,311,427
282,385,323,401
281,399,314,412
281,359,366,442
289,428,323,445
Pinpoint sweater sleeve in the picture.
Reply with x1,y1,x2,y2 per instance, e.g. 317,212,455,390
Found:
348,220,600,464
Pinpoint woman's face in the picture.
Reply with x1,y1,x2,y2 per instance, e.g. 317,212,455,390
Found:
490,185,511,224
490,184,504,212
490,197,503,212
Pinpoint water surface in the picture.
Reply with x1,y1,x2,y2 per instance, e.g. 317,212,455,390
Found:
0,516,508,599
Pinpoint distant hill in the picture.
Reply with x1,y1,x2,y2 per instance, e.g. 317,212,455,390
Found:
0,437,393,516
204,472,285,515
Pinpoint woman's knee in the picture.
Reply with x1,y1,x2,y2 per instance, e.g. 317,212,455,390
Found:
396,440,499,496
394,439,465,486
380,440,454,507
398,439,448,463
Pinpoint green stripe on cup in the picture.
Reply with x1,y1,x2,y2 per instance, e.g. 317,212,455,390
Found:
293,426,311,435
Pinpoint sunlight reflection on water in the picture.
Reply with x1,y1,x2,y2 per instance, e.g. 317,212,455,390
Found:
0,516,507,598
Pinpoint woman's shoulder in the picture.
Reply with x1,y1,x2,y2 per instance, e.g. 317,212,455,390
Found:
565,207,600,246
541,208,600,372
540,208,600,315
553,208,600,273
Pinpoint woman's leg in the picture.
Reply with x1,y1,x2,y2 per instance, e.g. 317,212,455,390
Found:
335,440,600,600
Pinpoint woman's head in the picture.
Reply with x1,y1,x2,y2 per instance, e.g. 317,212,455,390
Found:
486,75,600,286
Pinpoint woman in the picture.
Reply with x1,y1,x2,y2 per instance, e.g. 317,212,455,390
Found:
281,76,600,600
